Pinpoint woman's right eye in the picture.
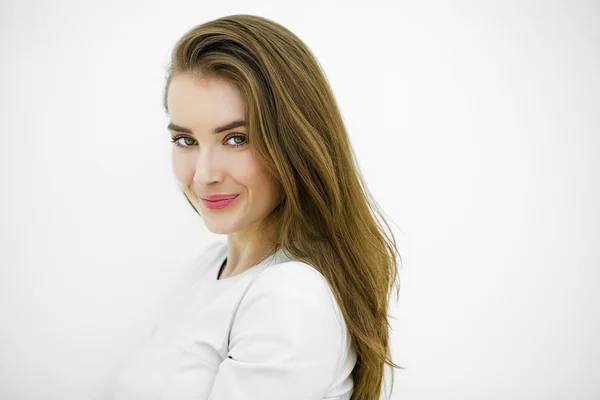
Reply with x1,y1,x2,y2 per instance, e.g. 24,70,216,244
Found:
170,135,195,148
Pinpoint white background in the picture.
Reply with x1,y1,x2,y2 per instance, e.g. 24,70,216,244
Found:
1,1,599,399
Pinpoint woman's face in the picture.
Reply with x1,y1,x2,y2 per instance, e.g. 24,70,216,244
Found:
166,73,281,235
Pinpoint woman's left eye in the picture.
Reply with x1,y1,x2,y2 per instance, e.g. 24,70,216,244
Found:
225,134,248,147
169,134,248,149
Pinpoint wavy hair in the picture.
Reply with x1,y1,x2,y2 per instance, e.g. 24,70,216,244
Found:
163,14,404,400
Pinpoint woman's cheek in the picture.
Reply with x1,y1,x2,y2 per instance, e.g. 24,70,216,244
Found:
171,153,195,184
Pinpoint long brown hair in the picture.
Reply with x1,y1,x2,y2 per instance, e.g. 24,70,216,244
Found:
163,14,404,400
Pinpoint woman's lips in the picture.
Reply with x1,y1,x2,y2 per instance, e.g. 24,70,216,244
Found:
200,194,239,210
199,194,239,201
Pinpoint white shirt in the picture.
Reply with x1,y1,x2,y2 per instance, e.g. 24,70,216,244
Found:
112,239,357,399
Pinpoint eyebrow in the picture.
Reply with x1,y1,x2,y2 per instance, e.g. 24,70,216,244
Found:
167,120,247,135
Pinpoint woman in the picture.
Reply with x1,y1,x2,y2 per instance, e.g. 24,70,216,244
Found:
112,14,403,400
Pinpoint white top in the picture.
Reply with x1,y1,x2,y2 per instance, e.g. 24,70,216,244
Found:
112,239,357,399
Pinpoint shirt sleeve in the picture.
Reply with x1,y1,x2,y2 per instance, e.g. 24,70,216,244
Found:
208,262,346,400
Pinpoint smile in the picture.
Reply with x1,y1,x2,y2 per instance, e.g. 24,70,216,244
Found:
200,194,239,210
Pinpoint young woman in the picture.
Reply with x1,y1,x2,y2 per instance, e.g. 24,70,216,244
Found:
112,14,402,400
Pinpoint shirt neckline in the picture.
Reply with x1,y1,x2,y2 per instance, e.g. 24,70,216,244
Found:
213,243,287,283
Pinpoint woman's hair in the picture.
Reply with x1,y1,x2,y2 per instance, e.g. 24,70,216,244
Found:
163,14,404,400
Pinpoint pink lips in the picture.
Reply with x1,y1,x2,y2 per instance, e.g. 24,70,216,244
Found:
200,194,239,201
199,194,240,210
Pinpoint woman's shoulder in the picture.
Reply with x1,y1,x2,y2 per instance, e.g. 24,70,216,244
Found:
261,260,329,286
242,260,346,331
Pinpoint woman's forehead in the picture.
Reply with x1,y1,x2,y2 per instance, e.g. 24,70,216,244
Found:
167,75,246,127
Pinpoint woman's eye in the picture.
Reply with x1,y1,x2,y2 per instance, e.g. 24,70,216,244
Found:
169,134,248,149
169,136,196,148
225,134,248,147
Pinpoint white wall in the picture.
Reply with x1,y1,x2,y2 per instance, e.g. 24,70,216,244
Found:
1,1,598,399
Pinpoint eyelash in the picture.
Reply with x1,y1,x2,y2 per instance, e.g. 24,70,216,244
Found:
169,134,248,149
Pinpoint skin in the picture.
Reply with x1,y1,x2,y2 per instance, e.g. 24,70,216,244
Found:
166,73,281,279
